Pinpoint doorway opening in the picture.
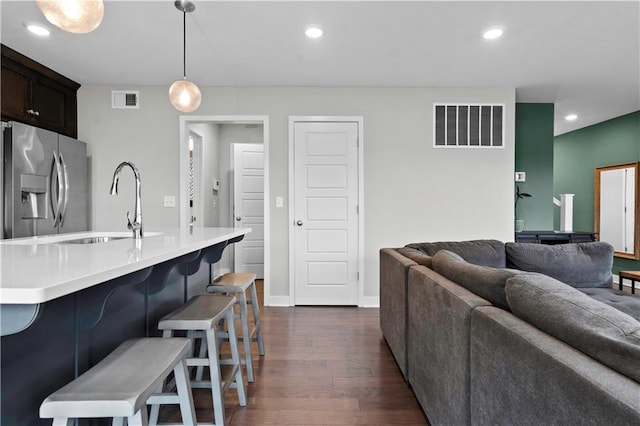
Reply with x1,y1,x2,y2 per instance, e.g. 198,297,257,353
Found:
179,116,270,302
188,130,204,226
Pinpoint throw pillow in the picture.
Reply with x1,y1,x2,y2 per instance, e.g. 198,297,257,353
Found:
432,250,522,310
397,247,434,268
506,273,640,383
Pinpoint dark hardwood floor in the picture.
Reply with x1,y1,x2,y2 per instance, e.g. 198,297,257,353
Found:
157,279,636,424
160,281,429,425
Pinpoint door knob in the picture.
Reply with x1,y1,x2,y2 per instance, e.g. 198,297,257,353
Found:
296,220,303,226
236,216,242,221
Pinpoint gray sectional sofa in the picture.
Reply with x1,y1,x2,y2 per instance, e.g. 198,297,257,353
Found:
380,240,640,425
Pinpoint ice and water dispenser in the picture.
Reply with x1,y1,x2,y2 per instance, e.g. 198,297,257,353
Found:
20,173,48,219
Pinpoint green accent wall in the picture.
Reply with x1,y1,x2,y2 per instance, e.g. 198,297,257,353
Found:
515,103,555,230
554,111,640,273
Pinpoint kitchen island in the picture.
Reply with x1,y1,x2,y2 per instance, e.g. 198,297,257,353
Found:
0,227,249,426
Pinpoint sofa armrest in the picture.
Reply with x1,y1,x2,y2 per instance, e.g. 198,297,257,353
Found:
470,306,640,425
407,265,492,426
379,248,417,379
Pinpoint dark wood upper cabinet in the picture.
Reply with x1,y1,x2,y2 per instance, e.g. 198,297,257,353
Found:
1,44,80,138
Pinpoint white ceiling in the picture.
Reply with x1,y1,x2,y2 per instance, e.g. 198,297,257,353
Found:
1,0,638,135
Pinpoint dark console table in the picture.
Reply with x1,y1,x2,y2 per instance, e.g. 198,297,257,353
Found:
514,231,596,244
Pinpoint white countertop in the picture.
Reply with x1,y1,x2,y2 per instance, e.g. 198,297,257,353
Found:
0,227,250,305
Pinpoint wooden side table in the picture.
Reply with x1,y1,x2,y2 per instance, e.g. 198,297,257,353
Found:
618,271,639,294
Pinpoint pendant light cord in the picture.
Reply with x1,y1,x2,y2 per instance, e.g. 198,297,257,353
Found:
183,9,187,79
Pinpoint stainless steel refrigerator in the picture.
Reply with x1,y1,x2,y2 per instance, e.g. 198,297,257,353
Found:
2,121,88,238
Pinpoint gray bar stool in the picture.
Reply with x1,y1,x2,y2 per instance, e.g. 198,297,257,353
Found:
152,295,246,426
39,338,196,426
206,271,265,382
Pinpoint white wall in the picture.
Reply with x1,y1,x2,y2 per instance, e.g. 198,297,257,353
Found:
78,85,515,305
79,87,183,230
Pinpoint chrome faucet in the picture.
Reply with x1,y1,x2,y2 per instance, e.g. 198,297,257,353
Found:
109,161,143,239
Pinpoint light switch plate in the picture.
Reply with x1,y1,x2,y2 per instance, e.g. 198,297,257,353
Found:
164,196,176,208
515,172,526,182
276,196,284,208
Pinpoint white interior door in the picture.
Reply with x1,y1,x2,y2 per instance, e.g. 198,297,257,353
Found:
233,144,264,278
293,121,359,305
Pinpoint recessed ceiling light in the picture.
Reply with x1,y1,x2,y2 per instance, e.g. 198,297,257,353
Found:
305,27,323,39
25,23,50,37
565,114,578,121
483,28,503,40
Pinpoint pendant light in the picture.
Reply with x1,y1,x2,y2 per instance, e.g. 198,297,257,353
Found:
169,0,202,113
36,0,104,34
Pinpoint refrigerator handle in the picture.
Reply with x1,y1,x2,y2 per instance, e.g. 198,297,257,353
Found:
50,153,58,225
51,151,63,227
59,152,69,227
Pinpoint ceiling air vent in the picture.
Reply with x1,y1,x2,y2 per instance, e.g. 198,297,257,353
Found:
111,90,140,109
434,103,504,148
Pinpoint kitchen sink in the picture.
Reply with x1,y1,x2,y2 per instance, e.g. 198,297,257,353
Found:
0,232,162,246
57,236,130,244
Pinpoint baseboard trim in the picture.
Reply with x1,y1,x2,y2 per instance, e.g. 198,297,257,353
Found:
613,273,634,289
212,268,232,282
265,295,380,307
360,295,380,308
265,295,291,307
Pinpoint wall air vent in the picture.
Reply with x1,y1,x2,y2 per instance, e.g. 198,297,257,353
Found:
434,103,504,148
111,90,140,109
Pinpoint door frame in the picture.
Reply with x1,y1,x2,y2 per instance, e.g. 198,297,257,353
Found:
187,128,205,226
179,115,271,303
288,116,365,306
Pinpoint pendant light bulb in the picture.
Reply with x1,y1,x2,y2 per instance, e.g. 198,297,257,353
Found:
36,0,104,34
169,0,201,112
169,79,202,113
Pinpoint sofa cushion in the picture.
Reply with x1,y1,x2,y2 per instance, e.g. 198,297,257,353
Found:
505,242,614,288
506,273,640,383
579,287,640,321
432,250,522,310
403,239,506,268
